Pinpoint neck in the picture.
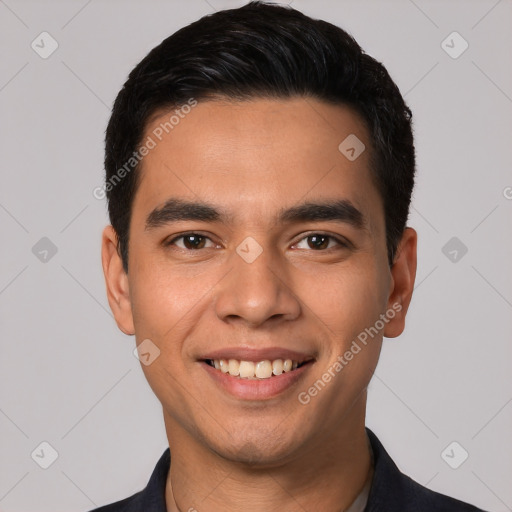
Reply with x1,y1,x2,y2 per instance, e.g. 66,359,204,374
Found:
163,405,372,512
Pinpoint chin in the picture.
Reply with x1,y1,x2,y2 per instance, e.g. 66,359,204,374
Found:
207,427,304,468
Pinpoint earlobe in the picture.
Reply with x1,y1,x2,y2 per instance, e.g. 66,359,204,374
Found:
384,227,417,338
101,225,135,335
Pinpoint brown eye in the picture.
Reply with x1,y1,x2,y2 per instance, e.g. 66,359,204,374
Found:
294,233,347,251
182,234,206,249
166,233,214,250
306,234,329,250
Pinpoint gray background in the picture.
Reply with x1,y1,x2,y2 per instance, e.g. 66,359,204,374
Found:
1,0,511,510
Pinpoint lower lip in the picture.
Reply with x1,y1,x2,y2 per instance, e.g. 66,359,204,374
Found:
201,361,313,400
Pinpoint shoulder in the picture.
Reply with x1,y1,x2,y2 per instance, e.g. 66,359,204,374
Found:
365,428,488,512
398,471,487,512
87,447,171,512
87,490,144,512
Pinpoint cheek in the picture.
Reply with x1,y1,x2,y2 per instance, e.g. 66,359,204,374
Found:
128,254,199,342
128,250,228,378
299,261,389,338
128,261,208,412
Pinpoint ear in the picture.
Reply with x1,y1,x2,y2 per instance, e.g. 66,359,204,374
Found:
384,227,417,338
101,225,135,335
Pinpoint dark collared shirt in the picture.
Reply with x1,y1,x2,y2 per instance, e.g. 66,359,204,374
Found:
89,428,487,512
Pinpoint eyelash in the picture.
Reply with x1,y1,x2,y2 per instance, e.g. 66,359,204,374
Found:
164,232,349,252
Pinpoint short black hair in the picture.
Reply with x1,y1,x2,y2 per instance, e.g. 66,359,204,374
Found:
104,1,415,272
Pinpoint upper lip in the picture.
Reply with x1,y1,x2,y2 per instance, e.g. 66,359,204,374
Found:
200,346,316,363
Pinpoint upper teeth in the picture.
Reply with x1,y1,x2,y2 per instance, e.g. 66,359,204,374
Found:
212,358,299,379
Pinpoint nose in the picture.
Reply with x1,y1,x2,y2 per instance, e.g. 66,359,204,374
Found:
213,241,301,328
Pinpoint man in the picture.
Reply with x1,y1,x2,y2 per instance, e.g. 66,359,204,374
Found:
93,2,486,510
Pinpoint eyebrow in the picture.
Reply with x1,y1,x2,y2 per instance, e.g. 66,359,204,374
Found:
145,198,366,231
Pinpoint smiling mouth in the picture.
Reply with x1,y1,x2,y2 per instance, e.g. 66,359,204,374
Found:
203,358,313,379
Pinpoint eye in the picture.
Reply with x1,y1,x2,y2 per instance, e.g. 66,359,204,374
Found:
165,233,217,250
164,232,349,252
293,233,348,251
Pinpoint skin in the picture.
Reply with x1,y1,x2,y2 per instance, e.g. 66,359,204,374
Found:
102,97,417,512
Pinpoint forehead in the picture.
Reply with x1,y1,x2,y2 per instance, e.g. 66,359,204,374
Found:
132,97,383,233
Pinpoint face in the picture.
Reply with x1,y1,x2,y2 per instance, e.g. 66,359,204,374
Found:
102,97,416,466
